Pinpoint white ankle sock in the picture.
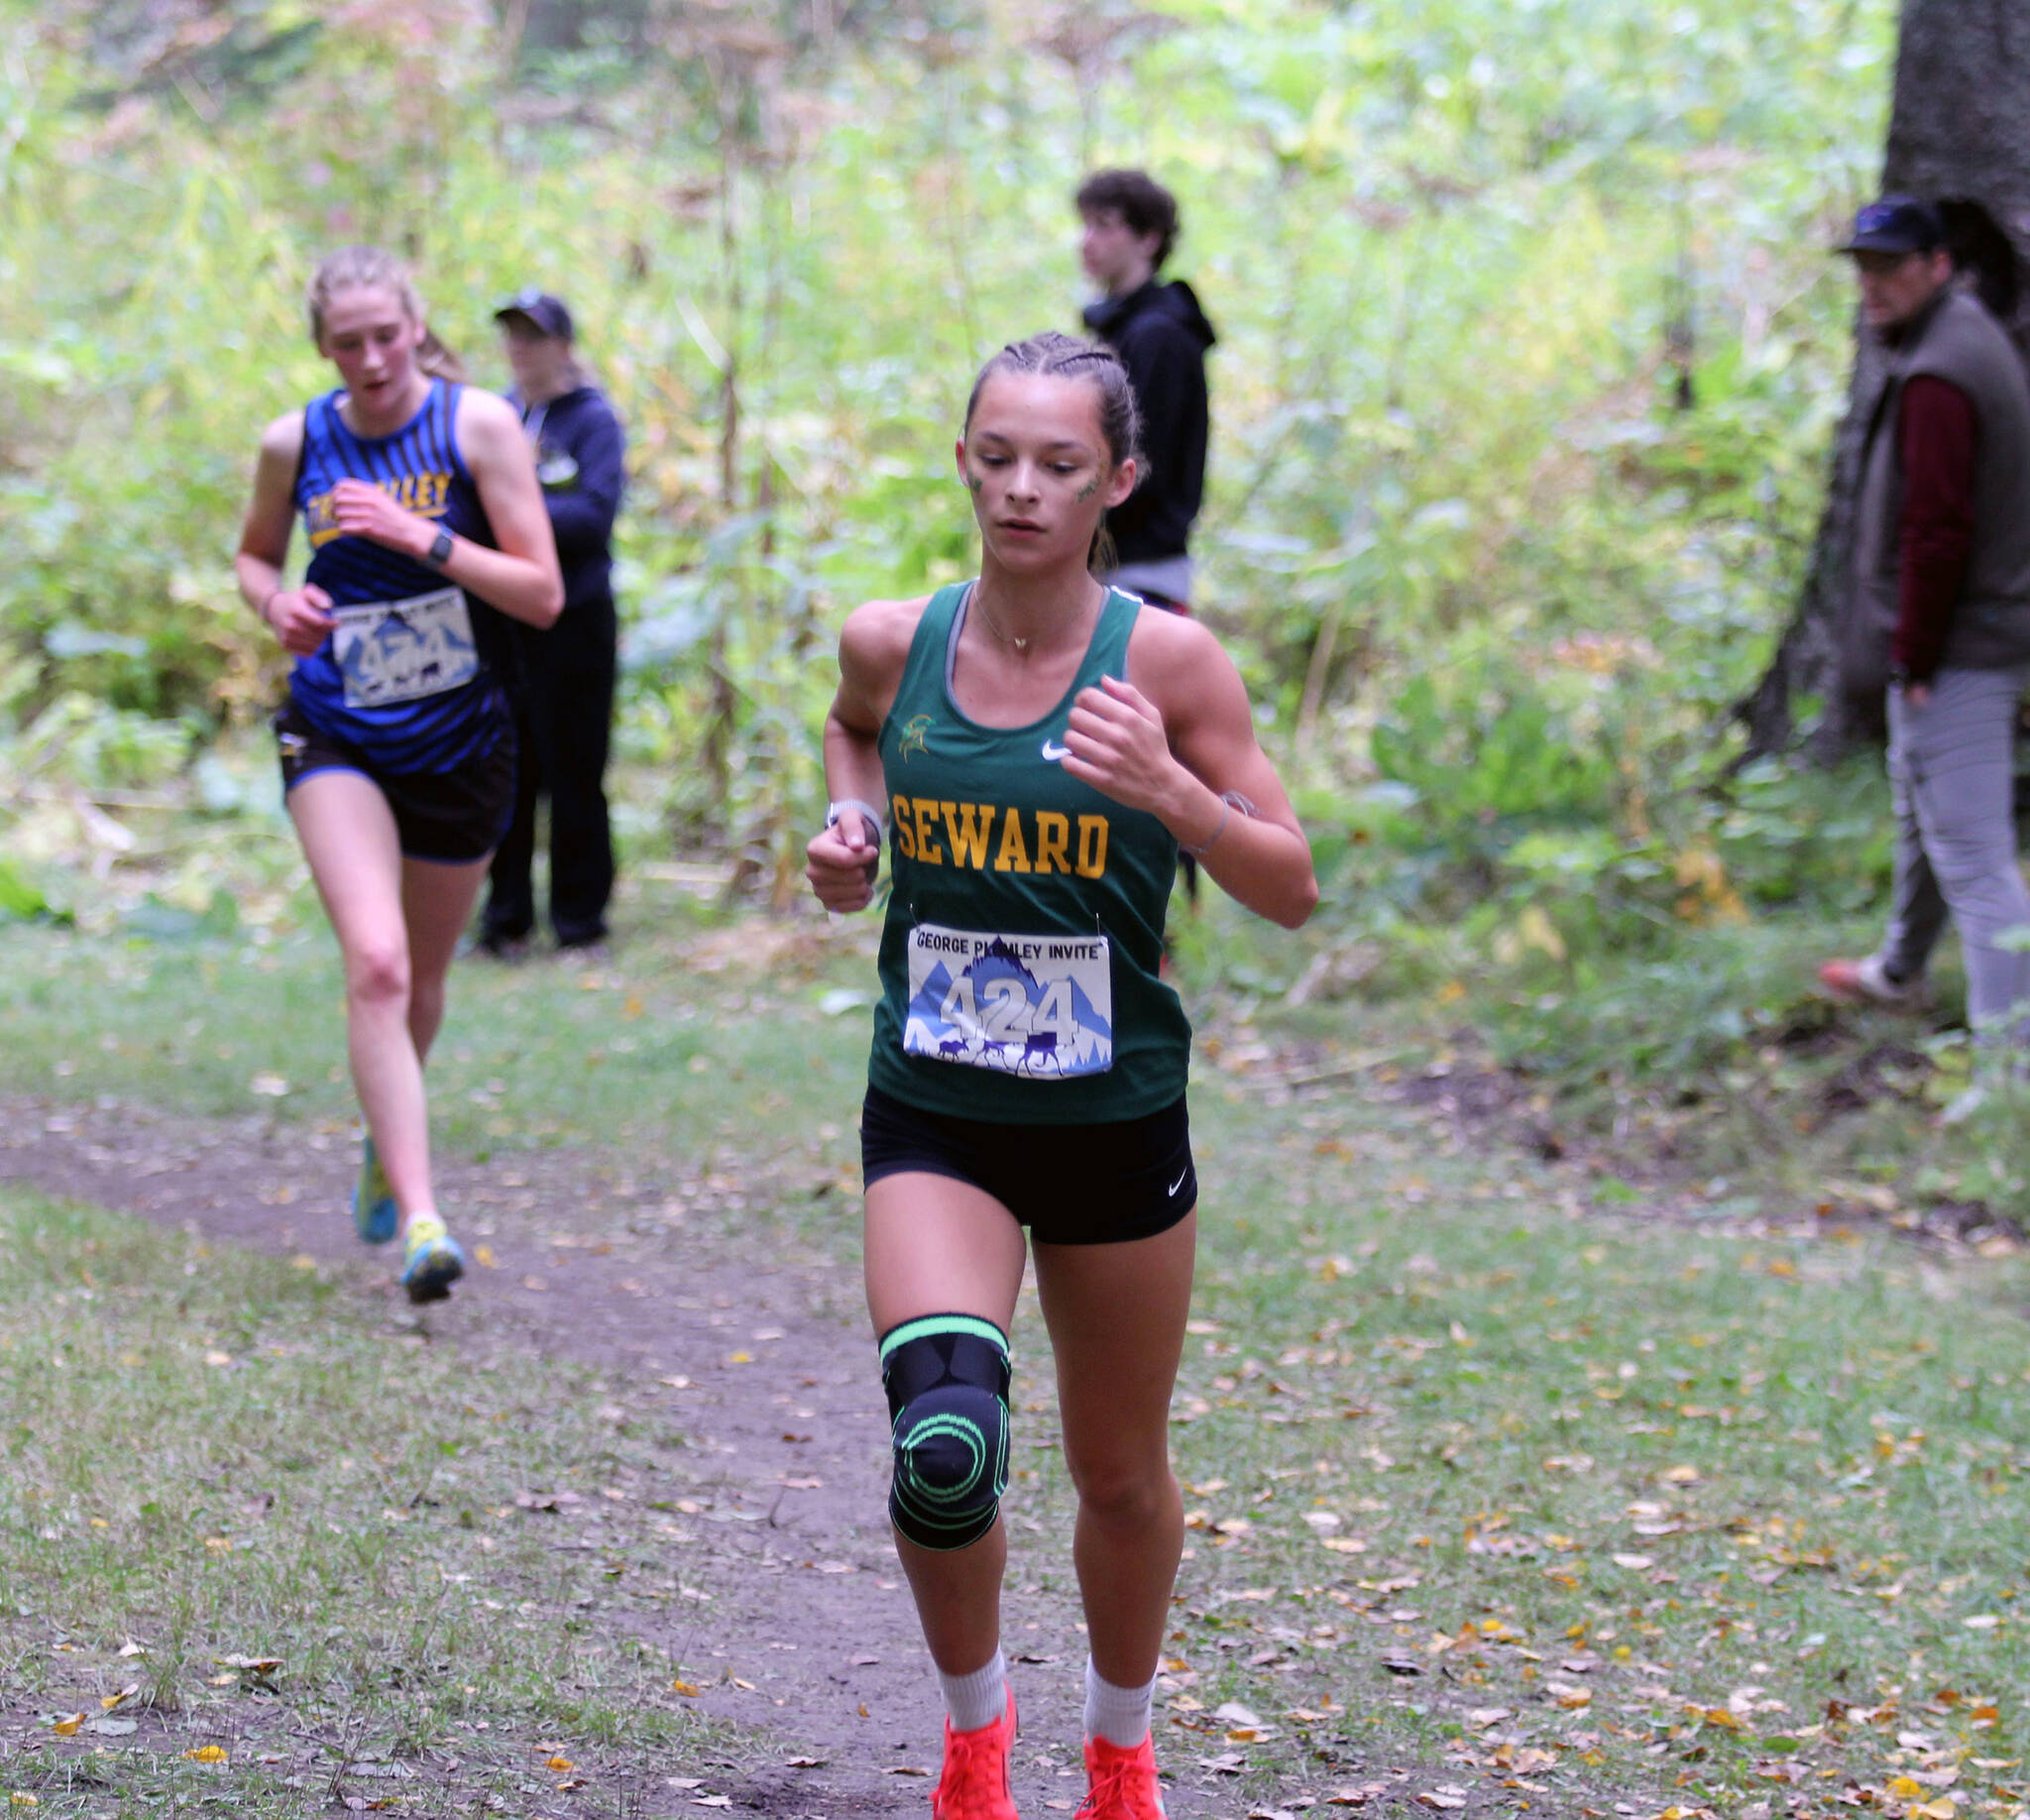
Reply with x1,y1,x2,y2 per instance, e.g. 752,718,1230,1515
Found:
1084,1656,1155,1749
939,1649,1007,1734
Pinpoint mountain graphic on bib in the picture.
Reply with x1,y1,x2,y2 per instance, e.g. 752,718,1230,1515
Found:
905,940,1114,1078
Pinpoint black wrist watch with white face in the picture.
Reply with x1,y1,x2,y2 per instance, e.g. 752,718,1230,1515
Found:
423,527,455,569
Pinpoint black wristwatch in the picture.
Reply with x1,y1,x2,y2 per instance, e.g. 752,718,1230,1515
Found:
422,526,455,569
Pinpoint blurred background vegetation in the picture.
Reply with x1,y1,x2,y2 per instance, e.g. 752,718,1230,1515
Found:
19,0,1995,1194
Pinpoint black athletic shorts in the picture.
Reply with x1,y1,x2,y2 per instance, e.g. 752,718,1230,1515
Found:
859,1084,1197,1245
274,702,515,864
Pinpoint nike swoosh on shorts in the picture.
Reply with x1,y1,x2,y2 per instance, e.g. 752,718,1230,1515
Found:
1168,1166,1190,1197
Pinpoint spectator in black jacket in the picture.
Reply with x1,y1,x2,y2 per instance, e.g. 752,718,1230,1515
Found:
479,291,626,954
1076,170,1218,614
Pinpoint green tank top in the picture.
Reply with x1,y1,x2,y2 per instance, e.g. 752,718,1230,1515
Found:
867,581,1191,1124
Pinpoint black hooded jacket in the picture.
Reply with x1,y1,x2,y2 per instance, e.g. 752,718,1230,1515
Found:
1081,278,1217,567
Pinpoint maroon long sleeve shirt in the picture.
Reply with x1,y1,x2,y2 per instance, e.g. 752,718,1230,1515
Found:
1892,374,1978,681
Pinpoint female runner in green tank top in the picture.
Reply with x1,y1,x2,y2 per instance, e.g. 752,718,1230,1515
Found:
807,333,1316,1820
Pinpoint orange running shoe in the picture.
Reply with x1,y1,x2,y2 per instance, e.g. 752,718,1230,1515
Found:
931,1690,1019,1820
1075,1732,1167,1820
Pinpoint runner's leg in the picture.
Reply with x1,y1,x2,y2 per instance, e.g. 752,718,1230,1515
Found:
865,1173,1028,1675
402,853,492,1066
1033,1210,1196,1688
289,770,433,1236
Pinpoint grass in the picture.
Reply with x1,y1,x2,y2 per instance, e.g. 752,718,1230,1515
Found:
0,1189,749,1816
7,813,2030,1817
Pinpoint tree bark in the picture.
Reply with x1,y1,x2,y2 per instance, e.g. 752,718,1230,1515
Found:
1737,0,2030,762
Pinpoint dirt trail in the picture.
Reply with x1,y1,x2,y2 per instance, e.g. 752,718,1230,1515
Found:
1,1092,1155,1816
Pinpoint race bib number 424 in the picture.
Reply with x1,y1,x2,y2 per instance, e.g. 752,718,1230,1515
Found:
331,588,479,710
902,923,1113,1078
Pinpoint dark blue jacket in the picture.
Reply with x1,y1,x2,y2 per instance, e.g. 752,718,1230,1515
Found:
508,384,625,620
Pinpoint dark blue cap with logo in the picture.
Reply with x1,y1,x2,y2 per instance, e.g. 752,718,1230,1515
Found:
1838,195,1945,256
493,288,575,340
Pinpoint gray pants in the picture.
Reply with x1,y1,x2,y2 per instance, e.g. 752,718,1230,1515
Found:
1881,666,2030,1031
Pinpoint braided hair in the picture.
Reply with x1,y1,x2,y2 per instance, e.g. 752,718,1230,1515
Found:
963,332,1142,575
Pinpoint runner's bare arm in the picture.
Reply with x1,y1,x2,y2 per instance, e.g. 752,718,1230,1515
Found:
1063,614,1317,929
807,598,928,913
443,390,565,626
235,411,337,658
317,392,563,627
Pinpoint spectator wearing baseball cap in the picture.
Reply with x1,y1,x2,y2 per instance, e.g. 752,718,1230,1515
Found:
1819,196,2030,1105
1836,194,1947,259
477,291,627,955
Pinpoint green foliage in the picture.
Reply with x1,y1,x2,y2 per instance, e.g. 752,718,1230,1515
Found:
3,0,1894,901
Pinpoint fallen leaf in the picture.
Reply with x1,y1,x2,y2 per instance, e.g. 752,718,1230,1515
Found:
48,1715,83,1737
249,1074,289,1097
184,1746,228,1763
672,1681,702,1696
99,1687,136,1711
1613,1553,1654,1570
86,1719,138,1737
544,1757,574,1771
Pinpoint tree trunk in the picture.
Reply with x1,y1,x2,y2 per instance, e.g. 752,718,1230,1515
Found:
1736,0,2030,762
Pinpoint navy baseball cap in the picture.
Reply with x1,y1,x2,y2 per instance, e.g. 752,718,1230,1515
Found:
1838,195,1945,256
494,289,574,339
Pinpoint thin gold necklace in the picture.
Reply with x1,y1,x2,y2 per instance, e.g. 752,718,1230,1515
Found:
974,582,1097,655
975,595,1031,652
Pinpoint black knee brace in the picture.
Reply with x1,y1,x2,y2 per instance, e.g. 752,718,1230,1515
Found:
879,1313,1012,1551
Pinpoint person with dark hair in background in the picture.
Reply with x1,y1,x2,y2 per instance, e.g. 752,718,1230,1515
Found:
1818,197,2030,1113
1074,170,1217,617
478,290,626,955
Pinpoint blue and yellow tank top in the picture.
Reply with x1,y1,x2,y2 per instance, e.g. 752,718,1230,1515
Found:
288,378,508,774
868,582,1191,1124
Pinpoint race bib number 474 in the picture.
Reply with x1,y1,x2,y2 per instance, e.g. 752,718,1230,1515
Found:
903,923,1113,1078
331,588,479,710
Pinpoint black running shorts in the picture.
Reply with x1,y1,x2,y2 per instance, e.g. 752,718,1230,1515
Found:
859,1084,1197,1245
274,702,515,865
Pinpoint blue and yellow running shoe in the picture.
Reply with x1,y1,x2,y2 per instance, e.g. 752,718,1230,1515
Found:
400,1214,466,1305
352,1134,397,1245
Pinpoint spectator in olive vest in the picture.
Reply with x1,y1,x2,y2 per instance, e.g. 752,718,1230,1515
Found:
1819,196,2030,1104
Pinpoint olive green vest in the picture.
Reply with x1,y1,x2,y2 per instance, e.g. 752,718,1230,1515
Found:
868,583,1191,1124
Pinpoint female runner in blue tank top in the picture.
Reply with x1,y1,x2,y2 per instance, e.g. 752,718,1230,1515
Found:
234,246,563,1304
806,334,1316,1820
